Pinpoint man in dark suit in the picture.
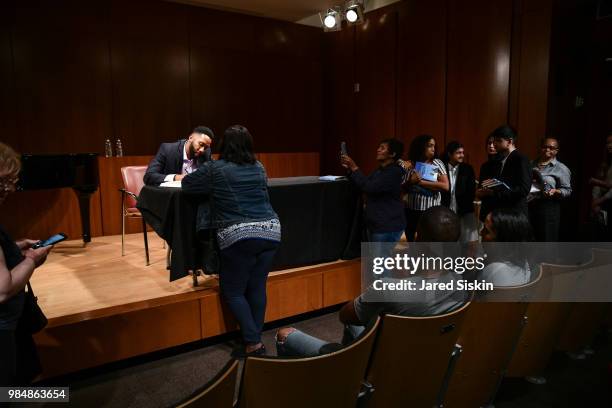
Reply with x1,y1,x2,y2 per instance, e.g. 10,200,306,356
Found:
441,141,476,217
441,141,479,241
477,125,532,220
144,126,214,186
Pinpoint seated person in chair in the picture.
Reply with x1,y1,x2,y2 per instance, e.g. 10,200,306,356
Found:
276,206,468,357
144,126,214,186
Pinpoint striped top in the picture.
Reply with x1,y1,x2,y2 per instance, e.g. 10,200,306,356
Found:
404,158,447,211
217,218,281,250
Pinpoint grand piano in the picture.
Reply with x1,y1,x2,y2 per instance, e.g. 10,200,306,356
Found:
17,153,99,243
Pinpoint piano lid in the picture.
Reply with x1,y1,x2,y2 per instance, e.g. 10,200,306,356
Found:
18,153,99,191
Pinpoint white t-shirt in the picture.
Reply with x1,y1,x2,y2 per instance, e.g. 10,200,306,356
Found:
478,261,531,287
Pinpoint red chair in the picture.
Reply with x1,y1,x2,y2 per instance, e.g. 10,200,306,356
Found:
120,166,150,265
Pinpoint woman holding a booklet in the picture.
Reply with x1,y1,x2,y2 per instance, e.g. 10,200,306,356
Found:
402,134,449,241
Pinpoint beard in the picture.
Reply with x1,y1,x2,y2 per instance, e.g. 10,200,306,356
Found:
188,143,197,159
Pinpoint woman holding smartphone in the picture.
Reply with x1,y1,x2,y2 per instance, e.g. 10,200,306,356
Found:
0,142,52,385
340,139,406,245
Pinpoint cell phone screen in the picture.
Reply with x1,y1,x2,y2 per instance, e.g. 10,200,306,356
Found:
340,141,347,156
41,233,67,247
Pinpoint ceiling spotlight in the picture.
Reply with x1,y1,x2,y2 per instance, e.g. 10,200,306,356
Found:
345,1,364,25
320,8,341,32
324,13,337,28
346,9,358,23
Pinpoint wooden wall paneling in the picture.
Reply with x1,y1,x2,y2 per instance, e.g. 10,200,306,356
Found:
0,1,18,150
189,47,255,145
446,0,513,172
98,156,154,236
0,188,103,241
11,0,112,155
109,0,191,157
355,7,398,175
200,291,238,338
508,0,523,130
396,0,447,149
189,7,256,147
254,17,322,60
188,7,255,52
321,26,356,175
544,0,597,235
265,271,323,321
579,16,612,226
200,269,324,338
515,0,553,159
322,260,361,307
257,152,320,177
34,299,201,379
189,11,323,154
250,19,323,153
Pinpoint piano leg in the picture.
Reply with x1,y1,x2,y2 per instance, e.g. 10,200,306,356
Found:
74,188,95,244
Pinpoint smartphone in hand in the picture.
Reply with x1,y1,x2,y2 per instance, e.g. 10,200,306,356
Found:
31,233,67,249
340,141,347,156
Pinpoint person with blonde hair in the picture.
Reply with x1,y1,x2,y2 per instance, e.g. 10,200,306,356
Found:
0,142,52,385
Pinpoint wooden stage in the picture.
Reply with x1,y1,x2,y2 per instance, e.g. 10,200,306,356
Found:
32,234,361,380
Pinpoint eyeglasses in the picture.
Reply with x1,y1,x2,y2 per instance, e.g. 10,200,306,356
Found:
541,145,558,151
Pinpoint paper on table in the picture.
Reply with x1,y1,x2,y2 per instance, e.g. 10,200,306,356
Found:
318,175,345,181
160,180,182,188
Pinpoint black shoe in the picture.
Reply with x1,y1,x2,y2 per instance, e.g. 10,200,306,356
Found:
232,344,266,359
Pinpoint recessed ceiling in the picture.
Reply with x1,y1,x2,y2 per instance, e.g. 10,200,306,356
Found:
167,0,346,22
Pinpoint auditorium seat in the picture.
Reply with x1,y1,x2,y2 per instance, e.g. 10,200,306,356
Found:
120,166,150,265
238,317,380,408
362,301,471,407
506,260,589,378
174,359,239,408
443,268,542,407
556,248,612,353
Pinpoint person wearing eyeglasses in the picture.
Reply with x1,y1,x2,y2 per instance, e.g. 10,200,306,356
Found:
0,143,52,386
476,126,531,221
528,137,572,242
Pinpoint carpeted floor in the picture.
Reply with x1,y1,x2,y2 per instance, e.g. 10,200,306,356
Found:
26,309,612,408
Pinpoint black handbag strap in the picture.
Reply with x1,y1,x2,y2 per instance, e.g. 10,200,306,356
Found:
26,281,35,297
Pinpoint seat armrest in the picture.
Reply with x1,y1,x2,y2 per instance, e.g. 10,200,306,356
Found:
119,188,138,201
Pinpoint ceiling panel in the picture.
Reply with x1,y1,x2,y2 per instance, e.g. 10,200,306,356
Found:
167,0,346,22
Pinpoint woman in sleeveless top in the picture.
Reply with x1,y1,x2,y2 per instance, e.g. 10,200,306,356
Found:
0,142,52,385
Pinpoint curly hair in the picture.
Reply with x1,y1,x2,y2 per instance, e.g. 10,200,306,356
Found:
0,142,20,177
408,134,435,163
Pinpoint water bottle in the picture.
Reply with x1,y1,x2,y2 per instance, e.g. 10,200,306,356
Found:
115,139,123,157
104,139,113,158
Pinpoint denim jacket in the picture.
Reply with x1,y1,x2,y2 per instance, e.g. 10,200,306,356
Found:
182,159,278,231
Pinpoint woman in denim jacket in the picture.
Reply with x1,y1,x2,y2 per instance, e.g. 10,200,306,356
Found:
183,125,280,356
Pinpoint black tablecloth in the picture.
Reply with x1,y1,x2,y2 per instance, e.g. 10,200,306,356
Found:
137,177,362,281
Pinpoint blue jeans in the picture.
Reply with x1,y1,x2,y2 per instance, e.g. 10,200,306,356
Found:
368,230,404,259
219,239,280,345
368,230,404,243
276,324,365,357
368,230,403,278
